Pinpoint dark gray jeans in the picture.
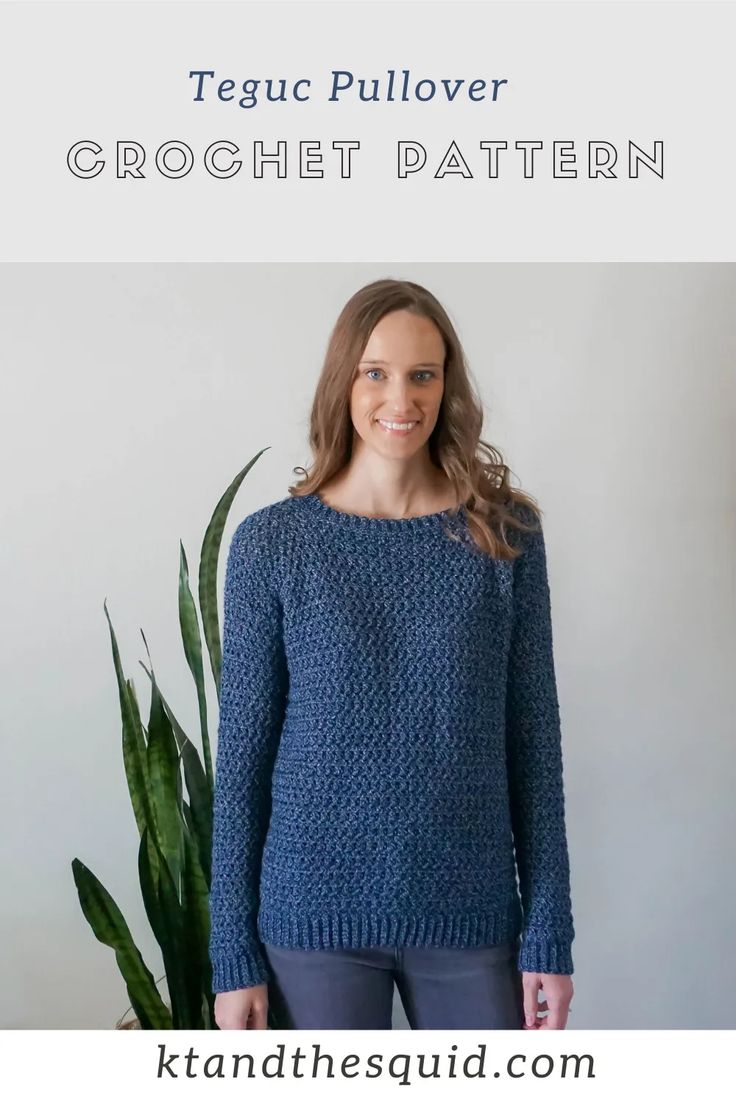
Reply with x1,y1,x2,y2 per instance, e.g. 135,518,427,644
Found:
263,937,525,1029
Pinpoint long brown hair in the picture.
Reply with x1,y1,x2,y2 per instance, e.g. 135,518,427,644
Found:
289,278,542,560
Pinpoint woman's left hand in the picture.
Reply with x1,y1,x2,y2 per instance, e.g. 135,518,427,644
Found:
521,971,574,1029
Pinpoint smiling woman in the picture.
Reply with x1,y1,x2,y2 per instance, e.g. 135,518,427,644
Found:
351,313,448,456
208,278,577,1032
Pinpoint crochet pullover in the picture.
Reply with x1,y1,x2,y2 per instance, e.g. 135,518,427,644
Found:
208,492,575,992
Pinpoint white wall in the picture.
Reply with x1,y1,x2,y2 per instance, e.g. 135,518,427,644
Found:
1,263,733,1028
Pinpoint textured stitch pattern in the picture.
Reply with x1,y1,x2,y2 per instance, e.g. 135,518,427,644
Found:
207,492,575,991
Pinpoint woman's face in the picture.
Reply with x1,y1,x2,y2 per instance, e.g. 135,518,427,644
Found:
350,309,446,457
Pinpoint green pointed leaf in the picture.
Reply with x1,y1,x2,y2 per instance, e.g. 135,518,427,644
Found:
138,827,166,950
146,680,185,894
182,826,212,996
139,659,213,885
72,857,171,1029
178,542,212,785
147,831,205,1029
103,601,153,839
198,450,269,702
182,798,194,837
127,678,143,732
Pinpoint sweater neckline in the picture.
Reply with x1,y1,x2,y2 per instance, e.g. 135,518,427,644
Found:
302,491,465,527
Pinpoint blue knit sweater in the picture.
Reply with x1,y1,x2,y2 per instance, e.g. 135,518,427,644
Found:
208,491,575,992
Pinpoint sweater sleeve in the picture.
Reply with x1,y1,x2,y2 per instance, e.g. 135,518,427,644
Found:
505,509,576,975
208,514,288,992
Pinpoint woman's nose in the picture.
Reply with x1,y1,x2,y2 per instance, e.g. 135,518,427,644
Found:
384,384,416,412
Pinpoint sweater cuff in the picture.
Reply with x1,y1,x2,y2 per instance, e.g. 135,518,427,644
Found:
211,945,272,993
517,932,574,975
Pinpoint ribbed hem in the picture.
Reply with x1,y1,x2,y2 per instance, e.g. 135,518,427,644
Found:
257,900,523,949
210,945,271,993
517,932,574,975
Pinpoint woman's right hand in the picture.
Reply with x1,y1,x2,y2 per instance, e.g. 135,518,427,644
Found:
214,983,269,1029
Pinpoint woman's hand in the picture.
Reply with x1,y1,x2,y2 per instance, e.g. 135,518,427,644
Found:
214,983,269,1029
521,972,573,1029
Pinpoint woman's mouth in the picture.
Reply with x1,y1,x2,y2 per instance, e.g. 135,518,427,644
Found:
375,418,419,436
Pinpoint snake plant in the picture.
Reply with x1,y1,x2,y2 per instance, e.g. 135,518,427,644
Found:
71,448,283,1029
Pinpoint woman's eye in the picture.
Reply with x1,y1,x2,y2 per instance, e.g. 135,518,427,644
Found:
364,369,433,382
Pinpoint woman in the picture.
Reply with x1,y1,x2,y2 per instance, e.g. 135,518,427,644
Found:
208,278,576,1031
